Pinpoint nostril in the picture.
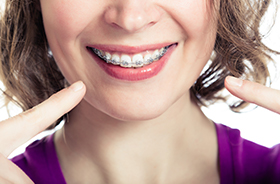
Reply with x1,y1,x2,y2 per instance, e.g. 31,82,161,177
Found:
111,23,123,30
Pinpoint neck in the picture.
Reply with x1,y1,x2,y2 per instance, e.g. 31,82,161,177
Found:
55,92,219,184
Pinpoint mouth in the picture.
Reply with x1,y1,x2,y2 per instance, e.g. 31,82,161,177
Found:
87,44,174,68
87,43,178,81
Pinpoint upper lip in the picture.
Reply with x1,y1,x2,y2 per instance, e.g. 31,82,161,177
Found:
87,43,176,54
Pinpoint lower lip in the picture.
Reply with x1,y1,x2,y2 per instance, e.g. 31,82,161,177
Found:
88,44,177,81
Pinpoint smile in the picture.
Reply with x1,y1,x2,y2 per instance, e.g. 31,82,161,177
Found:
88,45,172,68
87,43,177,81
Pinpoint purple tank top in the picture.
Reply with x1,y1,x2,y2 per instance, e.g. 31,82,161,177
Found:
12,123,280,183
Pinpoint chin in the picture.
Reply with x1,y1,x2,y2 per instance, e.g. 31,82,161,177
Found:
97,99,171,122
110,109,165,122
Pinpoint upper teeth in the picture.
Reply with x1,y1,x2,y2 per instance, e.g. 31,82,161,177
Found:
91,46,169,68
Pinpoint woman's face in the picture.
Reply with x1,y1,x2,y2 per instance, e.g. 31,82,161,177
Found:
40,0,218,121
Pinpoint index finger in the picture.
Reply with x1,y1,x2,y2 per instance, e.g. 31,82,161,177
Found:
0,81,86,157
225,76,280,114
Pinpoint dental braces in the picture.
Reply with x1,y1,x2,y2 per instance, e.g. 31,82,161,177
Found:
91,45,170,68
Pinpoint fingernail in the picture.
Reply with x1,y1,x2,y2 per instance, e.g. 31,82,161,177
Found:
227,76,243,87
69,81,84,92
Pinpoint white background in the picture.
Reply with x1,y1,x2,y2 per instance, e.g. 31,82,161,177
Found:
0,0,279,158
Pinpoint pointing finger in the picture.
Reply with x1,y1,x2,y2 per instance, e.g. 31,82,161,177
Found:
225,76,280,114
0,81,86,157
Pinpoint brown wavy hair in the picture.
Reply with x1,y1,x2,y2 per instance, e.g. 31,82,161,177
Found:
0,0,279,126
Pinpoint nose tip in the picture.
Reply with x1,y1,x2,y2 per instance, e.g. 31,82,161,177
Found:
104,4,159,33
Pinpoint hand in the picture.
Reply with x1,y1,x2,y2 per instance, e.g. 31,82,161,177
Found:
225,76,280,114
0,81,86,183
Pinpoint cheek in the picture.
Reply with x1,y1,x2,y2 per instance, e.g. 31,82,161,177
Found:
166,0,216,38
41,0,99,41
40,0,99,82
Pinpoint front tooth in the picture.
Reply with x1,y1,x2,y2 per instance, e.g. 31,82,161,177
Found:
132,54,144,67
152,50,160,61
111,54,120,65
144,54,153,65
121,55,132,67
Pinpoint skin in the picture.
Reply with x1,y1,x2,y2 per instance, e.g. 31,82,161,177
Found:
40,0,219,183
0,0,280,183
40,0,218,122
